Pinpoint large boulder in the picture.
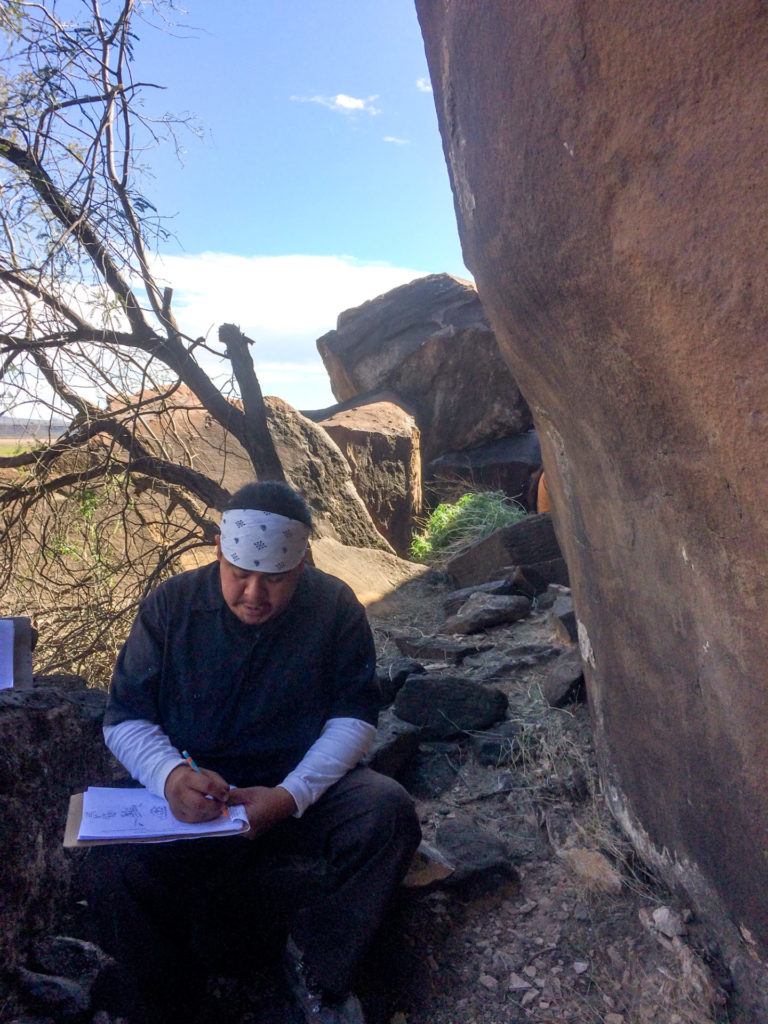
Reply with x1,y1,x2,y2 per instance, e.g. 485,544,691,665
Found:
417,0,768,1012
266,396,393,552
122,385,393,553
314,398,422,557
316,274,532,462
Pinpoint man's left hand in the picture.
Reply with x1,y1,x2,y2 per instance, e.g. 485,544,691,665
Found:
228,785,297,837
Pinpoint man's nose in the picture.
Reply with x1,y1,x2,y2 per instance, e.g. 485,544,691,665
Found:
243,574,267,602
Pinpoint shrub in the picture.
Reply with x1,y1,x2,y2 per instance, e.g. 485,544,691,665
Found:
410,491,525,564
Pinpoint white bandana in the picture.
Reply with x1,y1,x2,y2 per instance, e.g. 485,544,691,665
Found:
219,509,310,573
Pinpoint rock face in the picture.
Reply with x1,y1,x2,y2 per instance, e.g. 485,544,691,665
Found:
315,398,422,557
0,678,113,971
265,396,393,552
316,274,532,463
126,386,393,553
426,430,541,507
416,0,768,1004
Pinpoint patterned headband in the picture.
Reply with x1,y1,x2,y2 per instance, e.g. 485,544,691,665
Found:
219,509,310,573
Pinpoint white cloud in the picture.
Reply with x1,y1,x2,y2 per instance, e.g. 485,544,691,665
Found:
383,136,409,146
290,93,381,116
416,77,433,93
1,254,433,416
150,252,429,409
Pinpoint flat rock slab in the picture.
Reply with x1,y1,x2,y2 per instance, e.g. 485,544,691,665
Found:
394,674,508,739
384,629,493,665
446,514,562,588
443,593,531,634
464,643,561,679
443,576,531,617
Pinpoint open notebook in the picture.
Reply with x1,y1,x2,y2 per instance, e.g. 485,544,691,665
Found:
63,786,250,846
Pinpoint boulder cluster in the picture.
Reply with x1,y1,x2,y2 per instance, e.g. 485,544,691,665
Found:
310,274,542,555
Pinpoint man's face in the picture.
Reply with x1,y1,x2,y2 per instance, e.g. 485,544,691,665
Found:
215,536,305,625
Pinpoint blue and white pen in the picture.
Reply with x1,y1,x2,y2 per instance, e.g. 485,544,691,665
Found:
182,749,231,819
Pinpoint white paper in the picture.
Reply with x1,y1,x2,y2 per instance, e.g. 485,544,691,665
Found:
79,786,249,840
0,619,13,690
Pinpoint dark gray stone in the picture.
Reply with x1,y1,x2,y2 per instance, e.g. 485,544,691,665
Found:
376,658,425,707
549,595,578,643
443,578,528,617
0,686,114,972
385,629,492,665
469,721,525,767
535,584,571,611
465,643,561,679
426,430,541,504
394,675,508,739
15,967,91,1020
31,936,110,984
542,647,586,708
443,593,531,635
397,743,464,799
435,817,520,895
364,710,422,779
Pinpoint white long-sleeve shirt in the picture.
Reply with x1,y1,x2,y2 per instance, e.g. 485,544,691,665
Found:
104,716,376,817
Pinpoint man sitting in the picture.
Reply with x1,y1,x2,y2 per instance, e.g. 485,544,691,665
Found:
86,480,421,1024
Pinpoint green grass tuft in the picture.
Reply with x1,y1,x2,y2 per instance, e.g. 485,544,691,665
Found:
410,490,525,565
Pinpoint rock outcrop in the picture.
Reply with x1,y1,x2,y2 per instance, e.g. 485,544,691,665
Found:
0,677,113,972
315,398,422,557
121,385,393,553
416,0,768,1012
317,274,532,463
426,431,541,506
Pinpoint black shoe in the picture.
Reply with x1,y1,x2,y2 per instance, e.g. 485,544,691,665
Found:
283,937,365,1024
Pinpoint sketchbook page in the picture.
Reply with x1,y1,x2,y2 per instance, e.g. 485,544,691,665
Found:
78,786,249,840
0,619,13,690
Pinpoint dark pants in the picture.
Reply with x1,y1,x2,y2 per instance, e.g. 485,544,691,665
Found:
83,768,421,1024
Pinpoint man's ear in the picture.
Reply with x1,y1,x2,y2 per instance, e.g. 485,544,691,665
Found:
215,535,222,560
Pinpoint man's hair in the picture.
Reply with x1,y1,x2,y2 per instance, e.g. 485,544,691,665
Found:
223,480,313,528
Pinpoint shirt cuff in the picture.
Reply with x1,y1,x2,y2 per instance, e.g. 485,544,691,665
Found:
280,717,376,817
104,719,187,799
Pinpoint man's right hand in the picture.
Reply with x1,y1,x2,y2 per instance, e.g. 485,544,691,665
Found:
164,763,230,823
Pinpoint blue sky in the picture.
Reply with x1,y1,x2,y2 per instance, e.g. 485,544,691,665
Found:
127,0,468,409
